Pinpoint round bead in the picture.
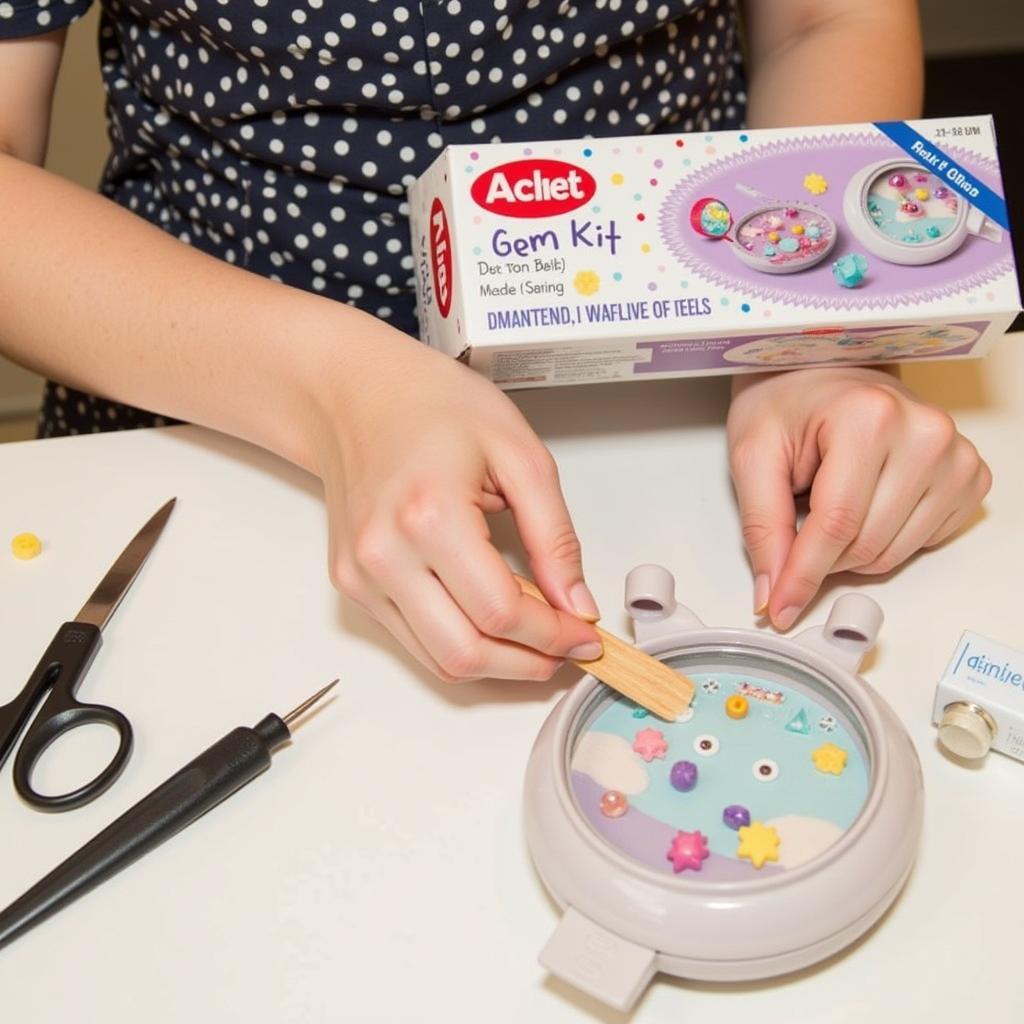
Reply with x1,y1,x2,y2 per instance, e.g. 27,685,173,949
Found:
599,790,629,818
762,244,776,257
10,533,42,560
670,760,699,792
725,695,749,719
784,207,799,218
888,172,907,189
900,201,922,216
914,173,929,183
806,223,822,239
933,186,950,200
723,804,751,830
791,223,804,235
767,230,780,243
914,187,930,201
778,237,799,253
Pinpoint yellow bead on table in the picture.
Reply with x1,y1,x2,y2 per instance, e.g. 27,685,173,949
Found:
11,532,42,560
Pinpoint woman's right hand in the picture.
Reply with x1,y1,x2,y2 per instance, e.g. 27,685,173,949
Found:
306,311,603,683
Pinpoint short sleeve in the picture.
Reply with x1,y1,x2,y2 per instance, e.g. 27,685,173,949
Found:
0,0,93,40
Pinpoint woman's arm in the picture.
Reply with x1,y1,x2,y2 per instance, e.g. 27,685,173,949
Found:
0,34,602,682
729,1,989,631
741,0,923,128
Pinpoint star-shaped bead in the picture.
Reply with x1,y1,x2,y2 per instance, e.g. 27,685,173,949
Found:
736,821,781,869
632,727,668,762
666,830,710,873
812,742,848,775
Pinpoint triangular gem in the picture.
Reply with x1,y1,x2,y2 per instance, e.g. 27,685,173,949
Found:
785,708,811,735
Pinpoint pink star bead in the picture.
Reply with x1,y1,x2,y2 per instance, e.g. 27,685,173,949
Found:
667,830,710,873
632,727,668,762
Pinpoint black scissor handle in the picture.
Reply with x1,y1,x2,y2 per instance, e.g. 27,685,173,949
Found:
7,622,134,812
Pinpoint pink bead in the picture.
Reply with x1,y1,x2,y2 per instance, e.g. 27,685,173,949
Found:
914,173,929,183
784,207,799,218
900,201,924,217
600,790,628,818
888,173,907,189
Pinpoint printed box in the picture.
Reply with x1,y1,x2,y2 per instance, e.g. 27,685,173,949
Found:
408,117,1020,388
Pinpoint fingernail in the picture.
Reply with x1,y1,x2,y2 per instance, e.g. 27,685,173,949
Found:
753,574,770,615
568,641,603,662
569,581,601,622
775,605,802,631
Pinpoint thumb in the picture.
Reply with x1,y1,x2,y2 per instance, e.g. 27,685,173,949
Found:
730,435,798,614
496,446,600,622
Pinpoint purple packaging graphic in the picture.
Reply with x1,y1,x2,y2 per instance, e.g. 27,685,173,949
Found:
408,117,1019,389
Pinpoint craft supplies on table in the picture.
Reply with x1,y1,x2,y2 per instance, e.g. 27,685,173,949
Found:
933,631,1024,761
0,500,175,811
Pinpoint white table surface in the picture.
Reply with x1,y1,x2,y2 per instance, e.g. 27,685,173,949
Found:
1,345,1022,1023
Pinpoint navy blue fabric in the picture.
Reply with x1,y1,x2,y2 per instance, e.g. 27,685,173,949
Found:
0,0,746,435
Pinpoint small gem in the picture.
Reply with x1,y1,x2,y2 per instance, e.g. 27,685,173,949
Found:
778,237,799,253
785,207,799,218
812,742,849,775
667,829,710,872
785,708,811,734
791,223,805,235
914,187,930,201
725,695,749,720
723,804,751,830
888,172,907,189
762,244,776,257
670,760,699,792
832,252,868,288
736,822,781,869
632,707,649,719
926,225,942,238
806,223,821,239
819,715,837,732
599,790,629,818
632,727,668,762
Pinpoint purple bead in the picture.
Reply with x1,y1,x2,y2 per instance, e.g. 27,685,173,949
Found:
723,804,751,830
670,760,699,792
933,186,950,200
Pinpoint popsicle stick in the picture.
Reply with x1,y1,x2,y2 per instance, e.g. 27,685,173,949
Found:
515,575,694,720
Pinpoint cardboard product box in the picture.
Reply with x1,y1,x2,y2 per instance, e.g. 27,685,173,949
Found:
408,117,1020,389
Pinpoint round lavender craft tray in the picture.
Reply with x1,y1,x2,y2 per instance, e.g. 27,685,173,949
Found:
523,564,924,1012
731,202,838,275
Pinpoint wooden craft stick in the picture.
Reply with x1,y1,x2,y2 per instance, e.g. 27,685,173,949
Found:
515,575,695,720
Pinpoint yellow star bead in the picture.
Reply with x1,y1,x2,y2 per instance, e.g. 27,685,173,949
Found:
11,532,42,560
812,742,848,775
803,172,828,196
736,821,781,870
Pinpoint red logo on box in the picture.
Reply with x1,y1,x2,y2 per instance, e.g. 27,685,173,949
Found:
429,196,453,318
471,159,596,218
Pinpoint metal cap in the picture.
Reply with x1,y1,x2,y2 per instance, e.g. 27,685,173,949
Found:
938,702,996,760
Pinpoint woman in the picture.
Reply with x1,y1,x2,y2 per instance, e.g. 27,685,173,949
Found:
0,0,989,682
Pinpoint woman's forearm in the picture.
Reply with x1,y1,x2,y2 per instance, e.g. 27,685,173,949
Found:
0,150,405,472
742,0,923,128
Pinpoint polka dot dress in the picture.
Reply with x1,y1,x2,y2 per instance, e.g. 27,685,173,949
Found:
1,0,746,437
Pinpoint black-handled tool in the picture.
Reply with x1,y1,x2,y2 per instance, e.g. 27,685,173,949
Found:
0,498,176,811
0,679,338,951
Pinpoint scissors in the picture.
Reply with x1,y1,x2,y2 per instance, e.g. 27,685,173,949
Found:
0,499,175,812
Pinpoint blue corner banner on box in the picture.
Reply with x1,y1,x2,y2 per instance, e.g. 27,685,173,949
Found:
874,121,1009,231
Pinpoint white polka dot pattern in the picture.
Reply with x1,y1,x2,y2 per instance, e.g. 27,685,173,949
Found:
1,0,746,435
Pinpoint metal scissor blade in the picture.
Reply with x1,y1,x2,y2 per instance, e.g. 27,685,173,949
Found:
75,498,177,630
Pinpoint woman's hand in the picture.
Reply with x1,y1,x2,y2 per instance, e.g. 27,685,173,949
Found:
727,366,991,630
306,314,602,683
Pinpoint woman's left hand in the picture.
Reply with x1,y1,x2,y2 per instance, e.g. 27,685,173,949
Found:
726,366,991,631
